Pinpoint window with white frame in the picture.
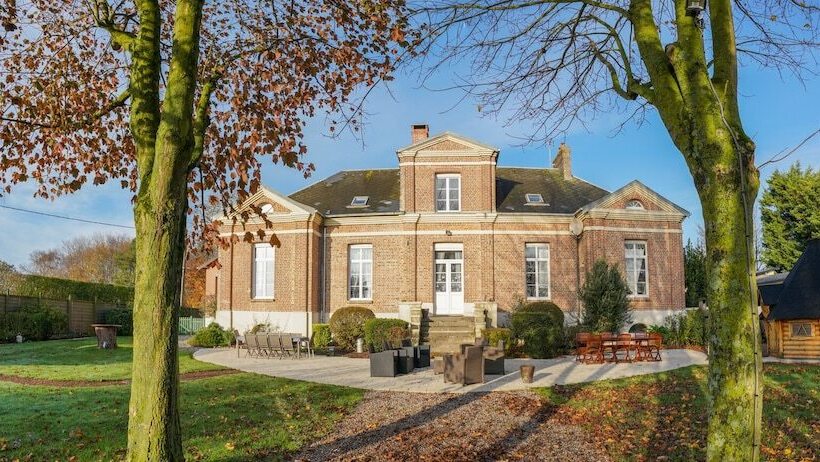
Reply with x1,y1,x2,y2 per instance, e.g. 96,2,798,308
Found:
525,243,550,299
435,174,461,212
252,243,275,299
791,322,812,337
348,244,373,300
624,241,648,296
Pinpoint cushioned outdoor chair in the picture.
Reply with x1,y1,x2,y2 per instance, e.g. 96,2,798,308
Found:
369,350,399,377
396,347,414,374
444,346,484,385
483,340,505,375
415,344,431,368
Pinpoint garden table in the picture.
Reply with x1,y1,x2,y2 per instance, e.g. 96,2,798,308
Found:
91,324,121,349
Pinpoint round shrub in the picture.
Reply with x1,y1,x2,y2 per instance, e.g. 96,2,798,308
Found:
189,322,233,348
364,318,409,351
511,301,565,358
102,309,133,336
311,323,332,349
481,327,513,354
328,306,375,350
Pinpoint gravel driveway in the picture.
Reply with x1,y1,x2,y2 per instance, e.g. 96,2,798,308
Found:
295,390,610,461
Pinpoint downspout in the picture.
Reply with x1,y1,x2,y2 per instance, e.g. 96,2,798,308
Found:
229,221,235,330
304,215,312,337
575,235,581,322
321,223,327,323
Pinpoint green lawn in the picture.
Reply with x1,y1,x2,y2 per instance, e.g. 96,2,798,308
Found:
0,337,221,381
537,364,819,462
0,338,363,460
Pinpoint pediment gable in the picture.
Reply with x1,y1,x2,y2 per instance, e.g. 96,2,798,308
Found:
579,181,689,217
396,131,499,156
230,186,315,219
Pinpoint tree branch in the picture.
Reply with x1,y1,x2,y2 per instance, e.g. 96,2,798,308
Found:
85,0,136,49
190,75,219,168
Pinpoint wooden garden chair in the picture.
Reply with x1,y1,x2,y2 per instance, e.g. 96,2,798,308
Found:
583,335,605,364
646,333,663,361
633,332,650,361
575,332,591,362
600,332,618,362
614,333,634,362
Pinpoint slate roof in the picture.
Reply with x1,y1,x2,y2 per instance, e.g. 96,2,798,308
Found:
288,167,610,216
495,167,609,214
767,239,820,321
290,169,401,216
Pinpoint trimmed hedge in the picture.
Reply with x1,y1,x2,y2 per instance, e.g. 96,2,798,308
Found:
0,302,68,342
328,306,375,350
13,274,133,304
102,309,133,336
481,327,513,354
311,323,332,349
511,301,565,359
364,318,409,351
189,322,234,348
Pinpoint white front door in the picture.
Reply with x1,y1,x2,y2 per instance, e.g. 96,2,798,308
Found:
434,244,464,315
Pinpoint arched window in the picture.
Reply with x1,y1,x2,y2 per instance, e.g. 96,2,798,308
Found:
625,199,645,210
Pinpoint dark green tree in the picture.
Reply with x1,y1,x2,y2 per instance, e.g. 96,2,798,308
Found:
579,259,632,332
684,239,707,307
760,163,820,271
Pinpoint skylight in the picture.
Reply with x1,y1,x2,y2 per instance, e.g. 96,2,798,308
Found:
525,193,544,204
350,196,369,207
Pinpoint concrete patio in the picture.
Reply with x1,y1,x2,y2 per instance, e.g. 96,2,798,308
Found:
193,348,708,393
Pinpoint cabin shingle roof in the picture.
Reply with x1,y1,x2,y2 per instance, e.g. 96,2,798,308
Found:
767,239,820,321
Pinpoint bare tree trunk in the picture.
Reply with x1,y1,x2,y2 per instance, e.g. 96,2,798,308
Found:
691,134,762,462
126,162,189,461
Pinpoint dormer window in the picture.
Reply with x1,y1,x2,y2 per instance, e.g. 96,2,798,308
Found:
435,174,461,212
525,193,544,204
626,199,645,210
350,196,369,207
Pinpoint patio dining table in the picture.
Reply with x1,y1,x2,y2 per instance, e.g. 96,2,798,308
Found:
579,332,658,363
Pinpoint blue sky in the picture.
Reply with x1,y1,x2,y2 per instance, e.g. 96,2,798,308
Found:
1,59,818,268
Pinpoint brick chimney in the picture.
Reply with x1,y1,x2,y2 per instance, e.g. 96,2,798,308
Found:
552,142,572,180
411,124,429,144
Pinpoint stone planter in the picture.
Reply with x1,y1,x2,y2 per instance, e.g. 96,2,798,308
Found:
520,364,535,383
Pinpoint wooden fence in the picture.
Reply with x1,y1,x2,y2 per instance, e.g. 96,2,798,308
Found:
179,316,207,335
1,291,129,336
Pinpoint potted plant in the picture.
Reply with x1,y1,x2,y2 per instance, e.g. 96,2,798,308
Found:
520,364,535,383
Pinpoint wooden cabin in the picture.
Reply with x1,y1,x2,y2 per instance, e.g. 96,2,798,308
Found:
759,239,820,360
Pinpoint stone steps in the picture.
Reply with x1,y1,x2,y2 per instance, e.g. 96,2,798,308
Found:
426,315,476,355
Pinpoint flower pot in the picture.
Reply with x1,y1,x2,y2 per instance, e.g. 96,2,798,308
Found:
520,365,535,383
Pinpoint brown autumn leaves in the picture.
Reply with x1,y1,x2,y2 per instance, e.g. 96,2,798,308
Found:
0,0,411,249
